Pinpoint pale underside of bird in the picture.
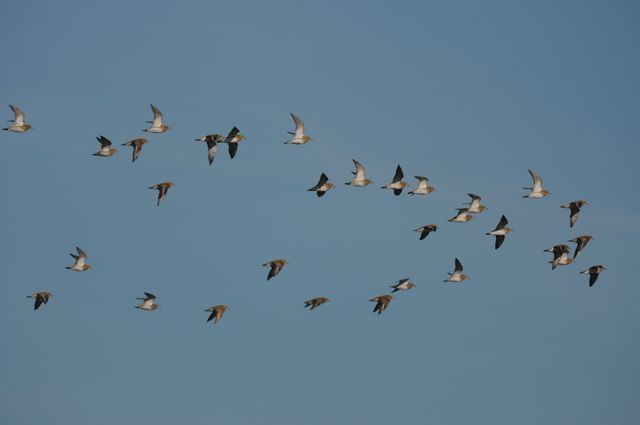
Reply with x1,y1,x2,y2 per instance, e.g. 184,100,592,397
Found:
523,169,550,199
569,235,593,259
370,295,394,315
27,292,52,310
122,138,148,163
93,135,118,157
136,292,159,310
3,104,32,132
308,173,334,197
486,215,512,249
561,200,588,228
414,224,438,240
149,182,175,206
444,258,469,282
390,278,415,293
66,246,91,271
345,159,373,187
409,176,436,195
285,113,312,144
580,265,605,287
465,193,487,213
449,208,474,223
545,244,573,270
143,104,170,133
381,165,408,196
304,297,329,310
263,259,287,280
205,304,229,323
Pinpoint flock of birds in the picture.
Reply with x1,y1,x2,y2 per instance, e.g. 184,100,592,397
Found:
5,103,607,321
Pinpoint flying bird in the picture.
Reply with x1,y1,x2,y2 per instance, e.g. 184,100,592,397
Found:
135,292,160,311
408,176,436,196
448,208,474,223
465,193,488,213
217,126,246,159
285,113,312,144
304,297,329,310
561,200,588,227
27,292,52,310
580,265,605,287
195,134,224,165
204,305,229,323
545,244,573,270
263,259,287,280
370,295,394,315
381,165,408,196
414,224,438,240
390,278,415,293
93,135,118,157
121,138,148,163
523,169,550,199
444,258,469,282
569,235,593,259
345,159,373,187
66,246,91,272
3,105,32,132
149,182,175,206
486,215,512,249
143,104,170,133
308,173,334,197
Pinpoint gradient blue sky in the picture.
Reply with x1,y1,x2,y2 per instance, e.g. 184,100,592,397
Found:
1,1,639,424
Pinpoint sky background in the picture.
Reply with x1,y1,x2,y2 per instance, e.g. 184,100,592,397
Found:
1,0,639,424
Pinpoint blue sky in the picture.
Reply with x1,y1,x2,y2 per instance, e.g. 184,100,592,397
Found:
1,1,639,424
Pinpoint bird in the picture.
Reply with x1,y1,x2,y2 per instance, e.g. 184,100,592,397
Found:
135,292,160,311
304,297,329,310
448,208,474,223
444,258,469,282
27,292,52,310
263,259,287,280
93,135,118,157
3,105,32,132
465,193,488,213
414,224,438,240
408,176,436,196
580,265,605,287
569,235,593,259
66,246,91,272
217,126,246,159
390,278,415,293
143,104,170,133
285,113,312,144
204,305,229,323
561,200,588,227
370,295,394,315
345,159,373,187
308,173,334,197
523,169,550,199
195,134,224,165
486,215,512,249
149,182,175,206
121,138,148,163
381,165,408,196
545,244,573,270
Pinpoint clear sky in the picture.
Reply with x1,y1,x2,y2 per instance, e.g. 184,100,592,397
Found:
1,1,639,424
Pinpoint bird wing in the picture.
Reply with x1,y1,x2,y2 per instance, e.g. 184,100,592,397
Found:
495,235,505,249
392,165,404,183
206,140,218,165
97,136,112,148
150,104,163,127
496,215,508,230
228,142,238,159
353,159,366,180
224,126,240,143
454,258,464,273
529,169,543,192
76,246,87,260
9,105,25,126
291,113,305,138
143,292,156,300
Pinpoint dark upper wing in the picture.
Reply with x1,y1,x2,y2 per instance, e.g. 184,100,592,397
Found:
497,215,508,230
34,295,44,310
589,273,599,287
228,142,238,159
392,165,403,183
207,311,217,322
454,258,463,273
495,235,505,250
224,126,240,143
97,136,112,148
144,292,156,300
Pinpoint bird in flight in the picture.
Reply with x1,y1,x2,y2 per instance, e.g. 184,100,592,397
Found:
135,292,160,311
304,297,330,310
449,208,474,223
263,259,288,280
523,169,550,199
66,246,91,272
545,244,572,270
121,138,148,163
561,200,588,228
569,235,593,259
3,105,32,132
93,135,118,157
27,292,52,310
370,295,394,315
414,224,438,240
217,126,246,159
204,305,229,323
285,113,312,144
465,193,488,213
390,278,415,293
308,173,334,197
444,258,469,282
345,159,373,187
580,265,605,287
381,165,408,196
195,134,224,165
149,182,175,206
408,176,436,196
486,215,512,249
143,104,170,133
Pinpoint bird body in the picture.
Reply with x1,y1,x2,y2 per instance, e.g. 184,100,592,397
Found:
561,200,588,227
149,182,175,206
27,292,52,310
285,113,312,144
263,259,287,280
370,295,393,314
3,105,32,132
308,173,334,197
205,305,229,323
66,246,91,271
93,135,118,157
390,278,415,293
304,297,329,310
122,138,148,162
408,176,436,195
414,224,438,240
523,169,550,198
486,215,512,249
381,165,408,195
580,265,605,287
345,159,373,187
143,104,170,133
449,208,474,223
465,193,487,213
135,292,159,311
569,235,593,259
444,258,469,282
